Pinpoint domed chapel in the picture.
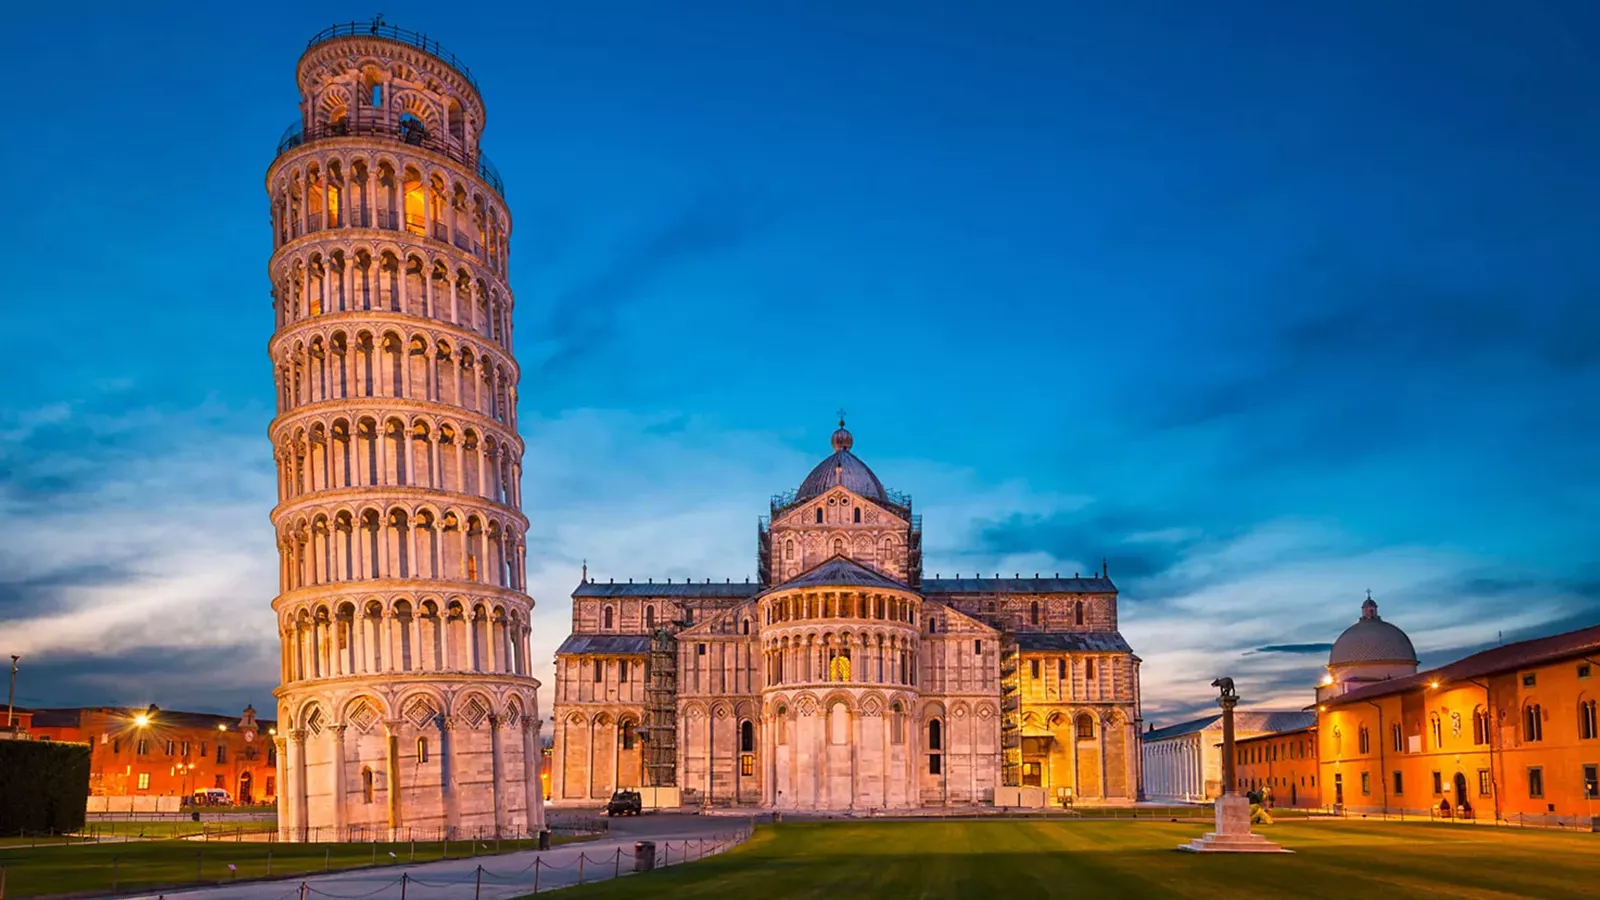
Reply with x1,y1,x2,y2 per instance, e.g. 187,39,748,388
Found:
551,420,1144,810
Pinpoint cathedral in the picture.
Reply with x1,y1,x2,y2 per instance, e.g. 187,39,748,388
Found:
551,421,1144,810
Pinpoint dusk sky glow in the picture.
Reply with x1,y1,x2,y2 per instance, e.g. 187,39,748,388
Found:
2,1,1597,723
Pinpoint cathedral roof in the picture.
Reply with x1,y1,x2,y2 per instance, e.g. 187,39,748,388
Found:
768,556,911,593
793,419,891,506
1141,710,1316,743
572,580,760,598
1014,632,1135,654
556,634,654,655
923,575,1117,595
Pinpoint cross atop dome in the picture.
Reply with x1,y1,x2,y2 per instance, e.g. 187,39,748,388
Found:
831,409,853,452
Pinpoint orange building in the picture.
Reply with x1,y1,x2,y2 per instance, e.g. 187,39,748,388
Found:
1233,725,1320,808
1318,624,1600,822
29,704,279,805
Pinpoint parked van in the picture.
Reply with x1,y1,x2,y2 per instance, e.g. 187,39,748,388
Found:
191,788,233,806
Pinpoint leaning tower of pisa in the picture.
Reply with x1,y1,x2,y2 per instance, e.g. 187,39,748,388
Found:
265,21,543,841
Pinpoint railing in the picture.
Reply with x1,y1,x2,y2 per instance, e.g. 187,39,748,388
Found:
305,20,481,94
275,118,507,199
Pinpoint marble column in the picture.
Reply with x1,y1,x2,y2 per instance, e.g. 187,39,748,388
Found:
330,724,347,839
489,715,505,837
383,719,403,837
521,718,545,834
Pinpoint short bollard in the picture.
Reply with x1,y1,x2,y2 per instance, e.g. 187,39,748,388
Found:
538,830,551,850
634,841,657,873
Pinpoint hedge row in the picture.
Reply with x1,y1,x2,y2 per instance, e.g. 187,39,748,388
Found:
0,740,91,833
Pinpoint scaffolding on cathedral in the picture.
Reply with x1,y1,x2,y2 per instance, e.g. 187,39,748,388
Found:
988,599,1024,787
643,625,679,787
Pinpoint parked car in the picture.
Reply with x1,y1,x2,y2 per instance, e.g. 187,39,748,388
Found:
605,789,642,816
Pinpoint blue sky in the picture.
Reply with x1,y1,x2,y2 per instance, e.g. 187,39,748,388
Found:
2,1,1597,723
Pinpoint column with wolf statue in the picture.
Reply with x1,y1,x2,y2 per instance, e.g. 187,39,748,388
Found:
1178,678,1288,853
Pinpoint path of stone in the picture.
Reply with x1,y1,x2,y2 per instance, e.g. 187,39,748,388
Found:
115,815,750,900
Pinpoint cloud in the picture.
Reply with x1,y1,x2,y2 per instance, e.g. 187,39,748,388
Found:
523,197,773,380
1251,643,1334,655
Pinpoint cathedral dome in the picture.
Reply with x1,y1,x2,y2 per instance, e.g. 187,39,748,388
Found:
795,419,887,504
1329,597,1418,667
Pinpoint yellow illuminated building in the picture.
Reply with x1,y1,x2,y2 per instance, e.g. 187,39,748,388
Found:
1316,603,1600,823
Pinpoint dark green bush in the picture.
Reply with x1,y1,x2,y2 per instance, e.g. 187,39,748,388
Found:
0,740,91,833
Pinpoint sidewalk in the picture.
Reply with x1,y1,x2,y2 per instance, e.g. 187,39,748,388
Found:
115,819,749,900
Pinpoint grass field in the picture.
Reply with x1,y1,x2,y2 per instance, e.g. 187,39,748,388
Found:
534,819,1600,900
0,834,586,897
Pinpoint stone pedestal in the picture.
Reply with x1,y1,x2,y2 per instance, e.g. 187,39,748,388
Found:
1179,794,1290,853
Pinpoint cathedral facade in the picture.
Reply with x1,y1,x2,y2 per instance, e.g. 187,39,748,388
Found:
551,422,1143,810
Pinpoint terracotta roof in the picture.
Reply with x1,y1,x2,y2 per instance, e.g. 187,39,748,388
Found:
1325,622,1600,709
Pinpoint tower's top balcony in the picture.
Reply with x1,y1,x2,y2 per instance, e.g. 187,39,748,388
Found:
304,20,481,96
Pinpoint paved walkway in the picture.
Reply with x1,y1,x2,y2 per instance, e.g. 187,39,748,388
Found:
117,815,750,900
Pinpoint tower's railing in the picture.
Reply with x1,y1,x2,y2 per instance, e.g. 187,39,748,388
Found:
275,118,505,199
305,20,481,94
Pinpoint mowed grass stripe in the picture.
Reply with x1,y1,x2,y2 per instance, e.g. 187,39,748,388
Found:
533,819,1600,900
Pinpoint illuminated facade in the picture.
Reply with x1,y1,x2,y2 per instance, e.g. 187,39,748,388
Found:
1317,611,1600,821
551,422,1143,810
266,22,543,840
1233,725,1320,808
29,705,279,805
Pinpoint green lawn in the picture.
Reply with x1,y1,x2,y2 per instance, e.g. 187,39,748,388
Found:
0,835,586,897
535,819,1600,900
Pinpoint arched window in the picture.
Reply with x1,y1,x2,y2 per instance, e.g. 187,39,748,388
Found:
398,112,426,145
1030,601,1040,626
1075,602,1085,626
361,767,375,803
1580,699,1598,741
1429,714,1442,749
603,606,614,630
890,702,905,744
785,540,794,560
1075,713,1094,740
1524,704,1544,742
1058,658,1066,681
776,706,789,744
1358,725,1370,754
928,718,943,751
621,722,636,750
816,507,823,524
741,618,750,635
416,737,429,763
853,507,861,523
1391,722,1403,753
833,538,845,556
740,720,755,753
1473,707,1491,746
829,651,851,682
645,605,655,629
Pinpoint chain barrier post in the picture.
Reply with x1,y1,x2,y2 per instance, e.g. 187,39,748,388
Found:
532,857,540,894
578,852,585,885
614,847,621,879
474,865,483,900
400,873,408,900
299,883,308,900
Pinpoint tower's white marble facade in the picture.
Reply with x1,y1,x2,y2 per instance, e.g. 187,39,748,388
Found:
266,22,543,840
